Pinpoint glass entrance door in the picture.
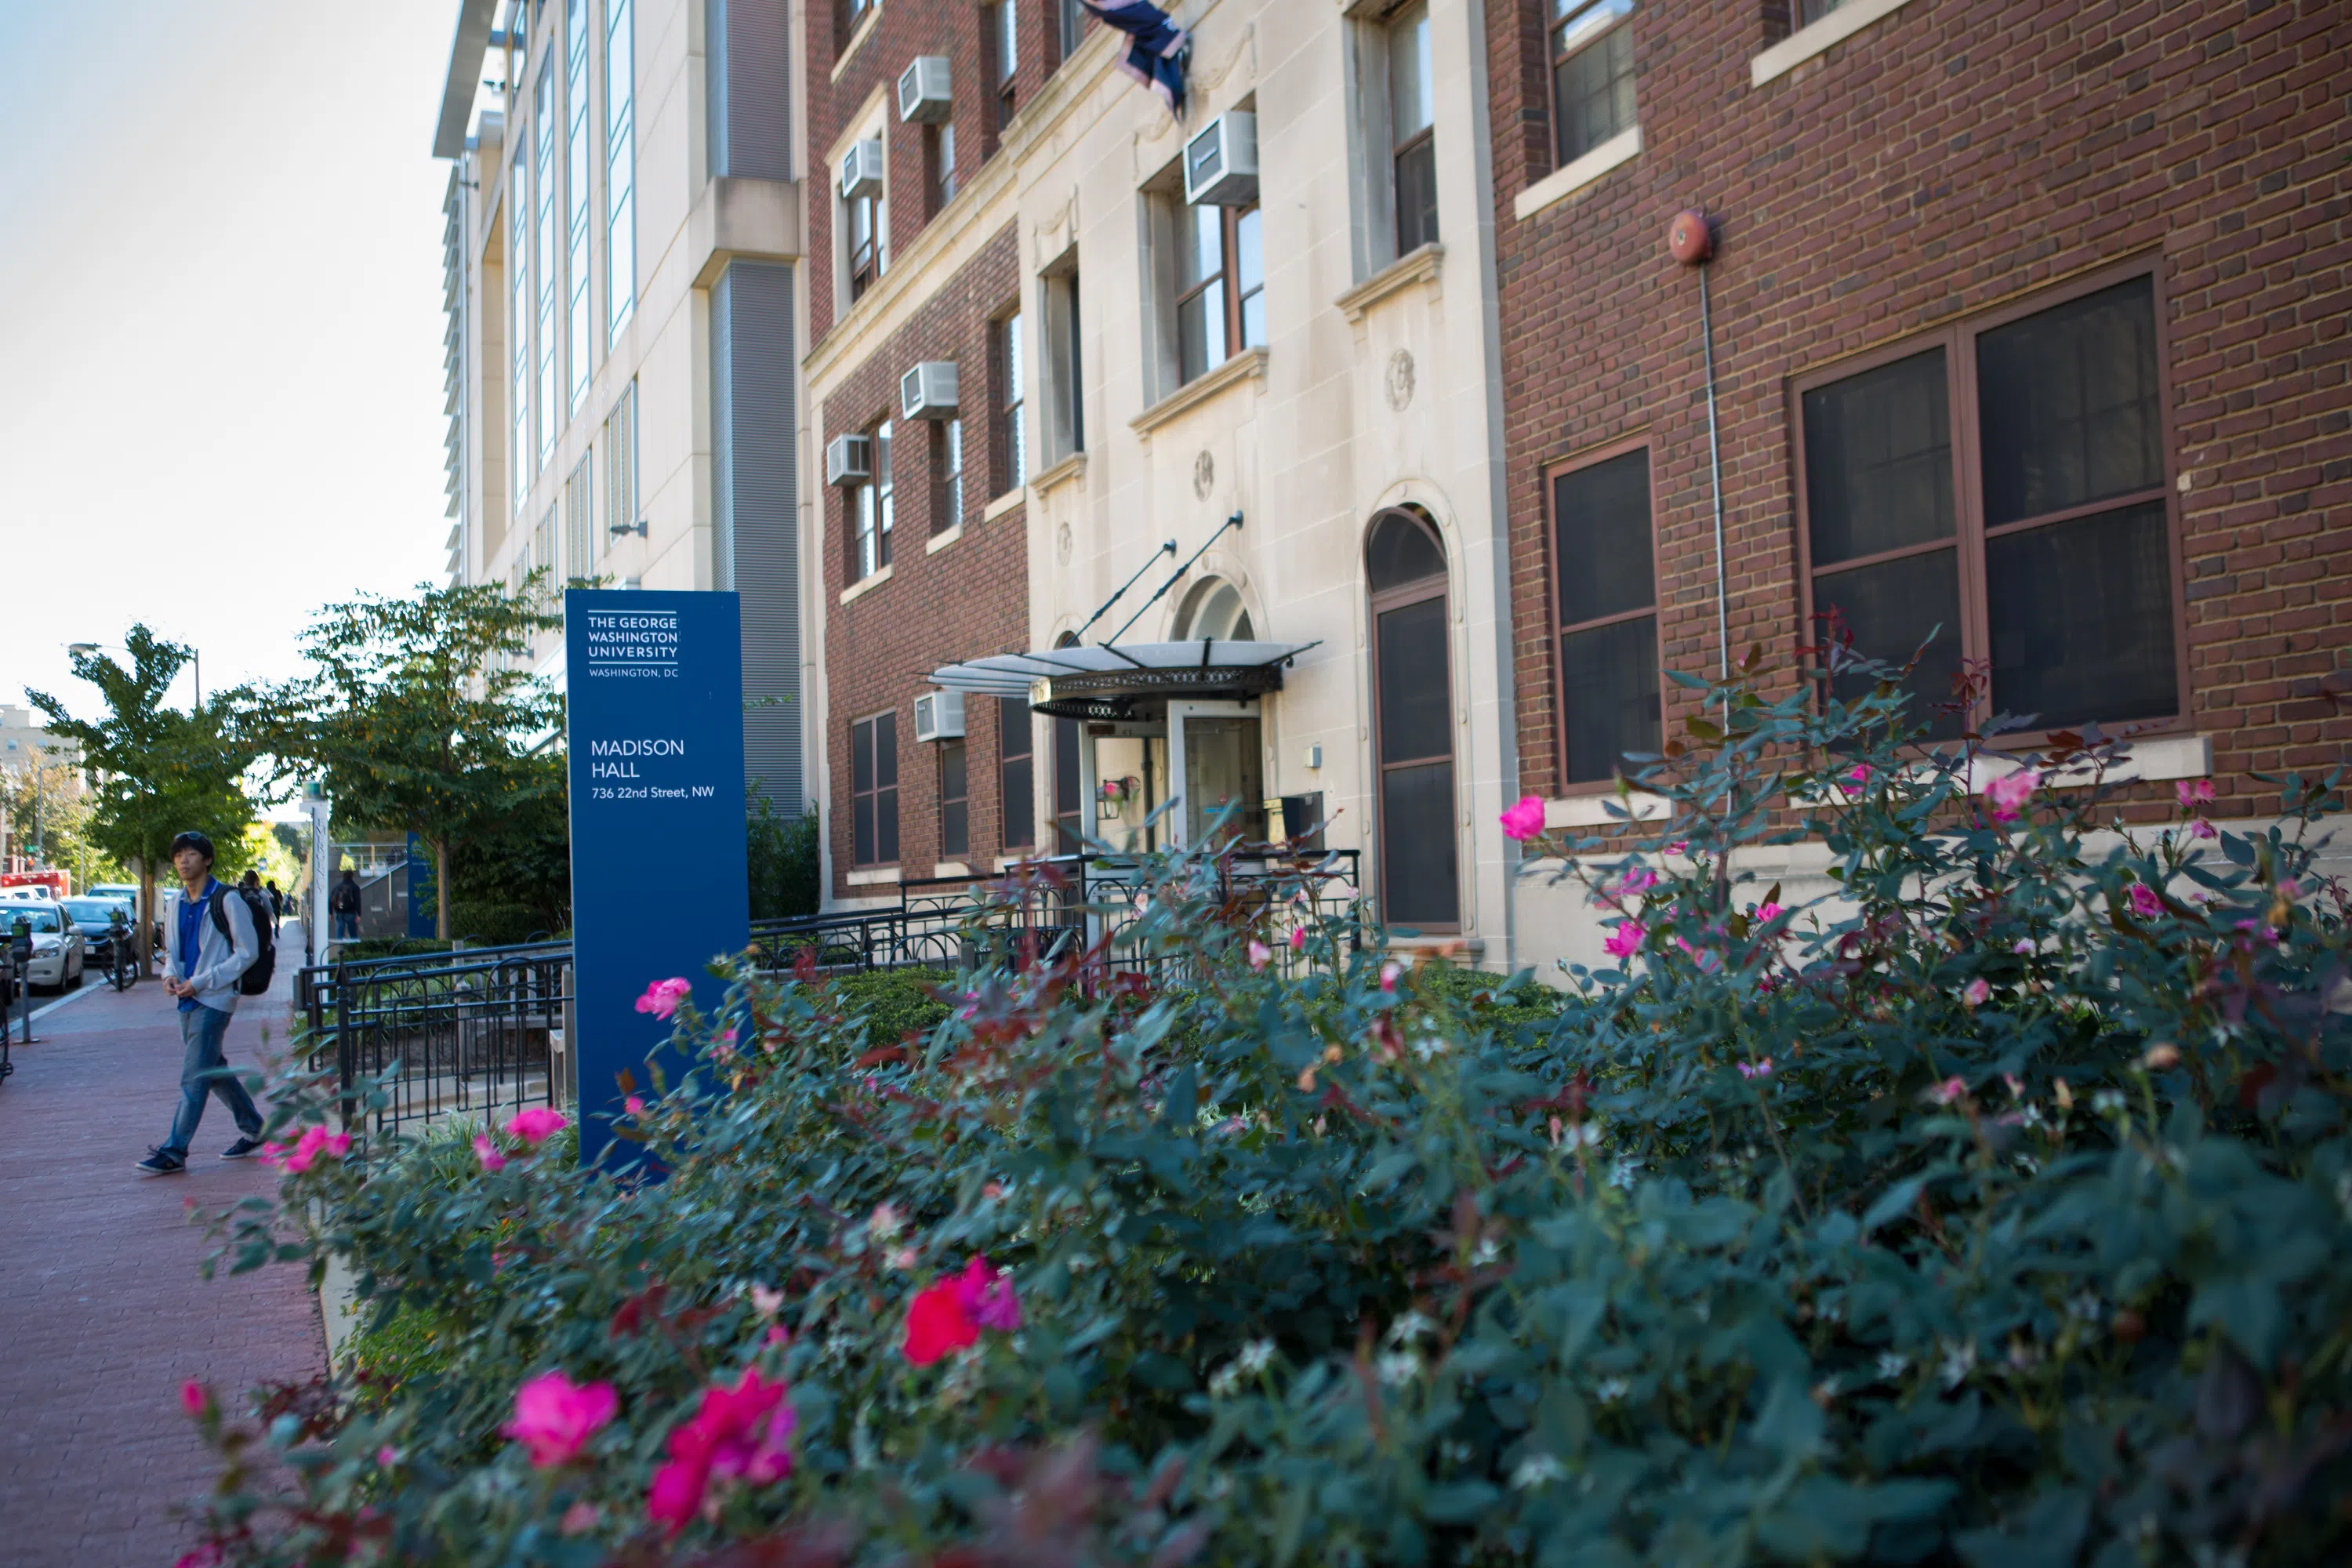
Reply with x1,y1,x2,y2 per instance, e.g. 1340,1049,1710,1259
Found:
1167,701,1264,850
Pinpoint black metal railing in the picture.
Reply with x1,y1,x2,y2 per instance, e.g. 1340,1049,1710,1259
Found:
302,849,1362,1133
300,941,571,1134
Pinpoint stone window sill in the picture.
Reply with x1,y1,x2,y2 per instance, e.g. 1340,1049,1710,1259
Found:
1751,0,1920,87
1335,242,1443,323
1131,347,1269,437
829,3,882,85
838,563,893,605
1544,789,1671,829
1030,450,1087,496
1514,125,1641,223
925,524,963,555
982,488,1025,523
845,866,899,886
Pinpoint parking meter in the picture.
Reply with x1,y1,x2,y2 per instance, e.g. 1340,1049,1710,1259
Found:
9,915,31,1046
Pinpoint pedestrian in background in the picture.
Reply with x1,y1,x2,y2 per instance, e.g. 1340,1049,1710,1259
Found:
136,832,265,1176
329,869,361,942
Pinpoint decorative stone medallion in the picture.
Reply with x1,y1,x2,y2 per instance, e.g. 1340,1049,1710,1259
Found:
1386,350,1417,412
1192,449,1216,499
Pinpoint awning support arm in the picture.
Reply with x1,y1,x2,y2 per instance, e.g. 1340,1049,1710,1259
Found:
1106,511,1242,646
1071,539,1177,644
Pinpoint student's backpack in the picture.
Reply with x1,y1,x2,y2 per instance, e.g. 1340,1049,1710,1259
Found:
209,884,278,996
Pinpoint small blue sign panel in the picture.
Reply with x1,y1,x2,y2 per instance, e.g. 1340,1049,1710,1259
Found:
405,832,438,940
564,590,750,1166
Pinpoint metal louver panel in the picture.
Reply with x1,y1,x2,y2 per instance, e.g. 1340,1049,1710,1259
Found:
710,262,803,815
706,0,791,182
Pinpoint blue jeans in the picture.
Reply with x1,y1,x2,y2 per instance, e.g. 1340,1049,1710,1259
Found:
332,913,359,941
163,1004,263,1156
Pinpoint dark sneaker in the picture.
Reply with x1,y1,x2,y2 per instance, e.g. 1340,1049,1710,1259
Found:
135,1149,186,1176
220,1137,265,1160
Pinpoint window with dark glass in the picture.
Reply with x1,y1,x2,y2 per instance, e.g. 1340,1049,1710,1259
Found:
931,416,964,534
925,122,957,216
1174,202,1265,386
1057,0,1084,64
992,2,1018,128
938,738,969,858
1550,0,1635,168
835,0,876,52
1389,2,1438,256
1798,273,2178,736
994,312,1026,493
1551,447,1659,786
1798,0,1850,23
851,419,893,579
851,712,898,867
1043,268,1083,463
998,695,1035,850
848,186,879,302
1367,508,1460,930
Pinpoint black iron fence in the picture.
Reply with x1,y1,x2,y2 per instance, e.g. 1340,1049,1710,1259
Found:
303,850,1362,1134
299,941,571,1135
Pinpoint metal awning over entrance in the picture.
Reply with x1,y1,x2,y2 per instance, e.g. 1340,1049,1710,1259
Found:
928,640,1316,721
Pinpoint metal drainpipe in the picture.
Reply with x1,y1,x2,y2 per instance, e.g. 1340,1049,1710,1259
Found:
1670,209,1732,710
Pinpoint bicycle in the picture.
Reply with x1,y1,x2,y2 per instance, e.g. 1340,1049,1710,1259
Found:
107,913,139,991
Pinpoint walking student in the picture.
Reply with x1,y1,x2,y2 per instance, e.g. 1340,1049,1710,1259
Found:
329,868,361,942
136,832,267,1176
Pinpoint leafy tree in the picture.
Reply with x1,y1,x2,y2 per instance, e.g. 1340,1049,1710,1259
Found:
252,580,561,940
27,627,256,964
448,750,573,935
746,790,819,920
0,753,128,891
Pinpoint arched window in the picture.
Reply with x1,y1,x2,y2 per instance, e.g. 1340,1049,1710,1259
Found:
1366,508,1459,930
1172,576,1255,641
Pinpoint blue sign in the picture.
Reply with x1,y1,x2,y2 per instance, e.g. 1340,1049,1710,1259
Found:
405,832,438,940
564,590,750,1166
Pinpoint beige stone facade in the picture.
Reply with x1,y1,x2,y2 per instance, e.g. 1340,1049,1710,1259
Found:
805,0,1523,960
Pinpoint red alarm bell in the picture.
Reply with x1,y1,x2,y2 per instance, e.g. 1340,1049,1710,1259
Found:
1668,209,1714,266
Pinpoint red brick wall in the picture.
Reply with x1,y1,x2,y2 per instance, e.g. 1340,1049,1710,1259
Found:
818,223,1030,899
808,0,1083,344
1486,0,2350,821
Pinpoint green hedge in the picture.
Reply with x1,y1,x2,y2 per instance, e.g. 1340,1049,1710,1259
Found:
448,900,550,948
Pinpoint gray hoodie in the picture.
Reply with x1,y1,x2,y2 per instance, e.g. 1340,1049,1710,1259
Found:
172,880,260,1014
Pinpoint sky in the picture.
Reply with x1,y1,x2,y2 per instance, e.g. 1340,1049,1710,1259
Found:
0,0,461,724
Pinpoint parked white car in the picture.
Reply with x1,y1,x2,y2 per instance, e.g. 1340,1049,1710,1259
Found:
2,901,87,991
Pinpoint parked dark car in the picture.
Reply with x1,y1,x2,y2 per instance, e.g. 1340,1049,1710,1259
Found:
64,897,136,974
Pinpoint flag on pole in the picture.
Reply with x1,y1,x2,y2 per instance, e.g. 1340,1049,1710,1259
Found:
1081,0,1190,116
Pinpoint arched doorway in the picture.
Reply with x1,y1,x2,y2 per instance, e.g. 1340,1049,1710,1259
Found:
1367,508,1459,931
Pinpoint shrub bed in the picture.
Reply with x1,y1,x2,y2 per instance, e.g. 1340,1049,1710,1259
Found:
191,669,2350,1566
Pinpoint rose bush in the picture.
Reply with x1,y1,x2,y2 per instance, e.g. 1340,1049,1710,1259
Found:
185,659,2351,1566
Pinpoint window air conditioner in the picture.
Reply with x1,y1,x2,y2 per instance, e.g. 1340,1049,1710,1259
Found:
897,56,952,123
913,690,966,743
1183,111,1259,206
825,432,873,487
900,361,960,421
838,138,884,202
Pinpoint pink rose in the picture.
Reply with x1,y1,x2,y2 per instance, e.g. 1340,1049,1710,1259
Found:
1752,901,1782,924
1247,939,1272,972
2127,884,2164,920
1932,1076,1968,1105
474,1133,508,1173
634,977,695,1019
1984,768,2040,824
503,1370,619,1468
2188,818,2217,841
504,1107,569,1145
2176,779,2215,807
1602,920,1646,959
2013,938,2035,955
1737,1058,1773,1080
1963,978,1991,1007
1621,867,1659,895
1380,960,1403,993
625,1095,645,1116
1499,795,1547,842
950,1254,1023,1332
179,1380,209,1419
1290,925,1308,952
647,1369,797,1533
1837,762,1873,798
261,1124,353,1176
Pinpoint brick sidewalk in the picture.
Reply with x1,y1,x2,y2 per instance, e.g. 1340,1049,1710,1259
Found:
0,951,324,1567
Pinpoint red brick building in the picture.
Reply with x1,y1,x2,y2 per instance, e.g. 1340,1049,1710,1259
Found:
805,3,1100,901
1484,0,2349,961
